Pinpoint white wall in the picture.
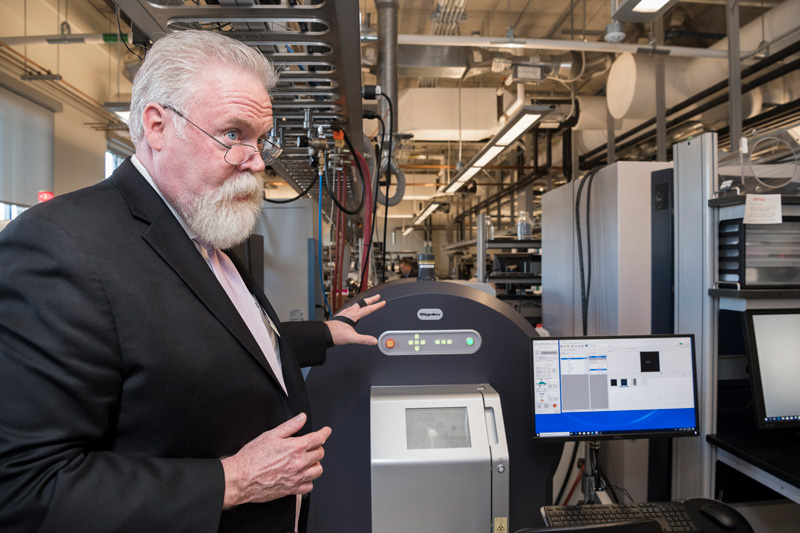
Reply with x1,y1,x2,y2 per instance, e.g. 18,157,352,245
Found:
0,0,133,198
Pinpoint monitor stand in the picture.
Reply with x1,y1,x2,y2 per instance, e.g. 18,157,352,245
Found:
581,441,614,505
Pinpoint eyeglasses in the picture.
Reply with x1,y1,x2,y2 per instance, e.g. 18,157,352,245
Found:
162,105,282,166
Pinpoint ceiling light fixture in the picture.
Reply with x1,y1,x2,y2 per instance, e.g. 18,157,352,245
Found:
413,202,440,226
103,101,131,123
441,105,550,194
402,226,415,236
612,0,679,22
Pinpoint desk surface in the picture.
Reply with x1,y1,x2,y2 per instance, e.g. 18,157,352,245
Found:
708,432,800,490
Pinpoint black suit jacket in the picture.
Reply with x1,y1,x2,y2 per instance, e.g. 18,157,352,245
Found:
0,159,329,532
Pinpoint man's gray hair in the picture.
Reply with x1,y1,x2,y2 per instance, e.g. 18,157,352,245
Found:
129,30,278,147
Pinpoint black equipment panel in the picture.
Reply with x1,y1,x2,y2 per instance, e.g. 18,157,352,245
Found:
306,279,561,532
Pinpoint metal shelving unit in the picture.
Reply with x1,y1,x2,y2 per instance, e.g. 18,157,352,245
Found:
674,132,800,513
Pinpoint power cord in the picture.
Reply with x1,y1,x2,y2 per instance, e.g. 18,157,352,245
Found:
358,110,385,292
324,125,367,215
264,176,317,204
378,92,394,283
361,86,391,287
554,441,580,506
575,166,602,335
115,6,144,60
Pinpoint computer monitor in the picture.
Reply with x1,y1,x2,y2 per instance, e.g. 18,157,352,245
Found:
743,309,800,430
531,335,700,440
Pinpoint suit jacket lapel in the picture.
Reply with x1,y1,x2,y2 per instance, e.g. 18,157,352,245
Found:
110,160,284,389
227,250,300,402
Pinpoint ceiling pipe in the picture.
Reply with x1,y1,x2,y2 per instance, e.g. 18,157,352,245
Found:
503,83,527,123
376,0,399,133
364,33,733,59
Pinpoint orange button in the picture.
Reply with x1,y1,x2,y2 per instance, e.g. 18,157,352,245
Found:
386,339,395,349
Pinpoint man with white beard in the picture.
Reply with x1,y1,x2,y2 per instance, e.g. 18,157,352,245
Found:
0,30,384,533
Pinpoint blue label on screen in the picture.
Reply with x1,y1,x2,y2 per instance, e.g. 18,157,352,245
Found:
535,408,697,435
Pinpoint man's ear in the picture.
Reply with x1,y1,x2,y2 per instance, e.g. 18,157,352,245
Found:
142,103,167,151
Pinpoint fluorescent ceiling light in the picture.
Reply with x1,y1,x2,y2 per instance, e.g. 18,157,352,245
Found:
497,114,541,146
473,145,506,168
444,167,481,193
612,0,678,22
103,101,130,124
633,0,671,13
456,167,482,182
413,202,440,225
401,195,436,201
442,105,550,194
402,226,415,236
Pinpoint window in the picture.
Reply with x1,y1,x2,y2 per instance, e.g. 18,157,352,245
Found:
105,151,125,178
1,201,27,221
0,85,54,206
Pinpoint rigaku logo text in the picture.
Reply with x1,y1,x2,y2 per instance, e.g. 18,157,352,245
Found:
417,308,443,320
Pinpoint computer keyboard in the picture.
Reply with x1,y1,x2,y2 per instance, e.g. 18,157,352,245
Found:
542,502,700,532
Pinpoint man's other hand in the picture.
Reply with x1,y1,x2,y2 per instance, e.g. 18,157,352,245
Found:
221,413,331,508
325,294,386,346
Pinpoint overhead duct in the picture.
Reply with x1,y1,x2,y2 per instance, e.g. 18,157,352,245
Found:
607,0,800,120
397,88,518,142
375,0,403,206
543,96,645,167
573,95,623,131
418,0,467,87
398,44,468,79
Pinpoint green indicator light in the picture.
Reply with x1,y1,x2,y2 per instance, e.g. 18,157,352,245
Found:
466,337,474,346
414,341,419,345
414,334,419,339
421,340,426,345
447,339,453,345
408,340,414,345
414,346,420,352
435,340,441,345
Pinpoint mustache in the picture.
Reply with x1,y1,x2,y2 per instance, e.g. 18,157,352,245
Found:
217,172,263,201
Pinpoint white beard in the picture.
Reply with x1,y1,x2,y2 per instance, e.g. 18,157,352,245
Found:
176,172,264,250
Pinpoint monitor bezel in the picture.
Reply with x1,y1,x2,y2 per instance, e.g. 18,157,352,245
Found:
530,333,701,442
743,309,800,430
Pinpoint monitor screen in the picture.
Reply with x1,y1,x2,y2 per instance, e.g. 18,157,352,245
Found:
531,335,700,440
743,309,800,430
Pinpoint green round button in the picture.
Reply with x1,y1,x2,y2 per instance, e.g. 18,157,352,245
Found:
466,337,474,346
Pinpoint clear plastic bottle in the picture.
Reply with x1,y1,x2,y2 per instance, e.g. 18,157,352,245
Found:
485,217,494,240
516,211,533,240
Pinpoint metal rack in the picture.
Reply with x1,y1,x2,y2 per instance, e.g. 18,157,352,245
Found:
114,0,363,202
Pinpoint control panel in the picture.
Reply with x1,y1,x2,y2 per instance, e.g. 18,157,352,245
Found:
377,330,482,356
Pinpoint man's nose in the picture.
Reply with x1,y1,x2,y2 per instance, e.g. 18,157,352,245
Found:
240,152,266,173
